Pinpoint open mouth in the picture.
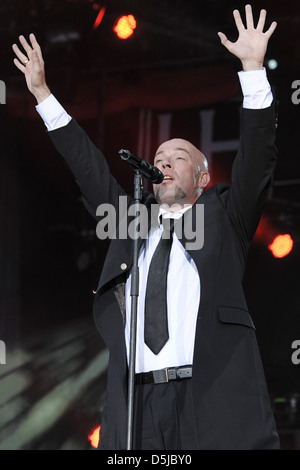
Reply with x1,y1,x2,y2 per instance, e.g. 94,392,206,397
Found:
163,175,173,181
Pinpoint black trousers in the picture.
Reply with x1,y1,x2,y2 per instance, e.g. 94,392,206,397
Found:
133,379,197,450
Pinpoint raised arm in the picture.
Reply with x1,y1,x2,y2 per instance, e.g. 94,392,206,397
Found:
12,34,129,220
12,33,51,104
218,4,277,71
218,5,278,246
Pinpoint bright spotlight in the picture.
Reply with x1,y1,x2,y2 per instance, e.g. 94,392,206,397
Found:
268,234,294,258
88,424,101,448
113,14,137,39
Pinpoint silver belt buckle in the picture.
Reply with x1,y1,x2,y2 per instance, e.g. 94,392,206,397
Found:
153,368,169,383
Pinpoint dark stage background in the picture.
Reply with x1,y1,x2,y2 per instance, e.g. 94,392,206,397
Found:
0,0,299,450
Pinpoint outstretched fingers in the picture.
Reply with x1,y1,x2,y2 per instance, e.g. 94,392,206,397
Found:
29,33,44,63
256,8,277,37
256,9,267,32
217,32,232,49
12,38,30,69
13,57,25,74
264,20,277,39
12,33,44,76
232,5,276,37
19,35,33,60
232,9,246,33
245,4,254,29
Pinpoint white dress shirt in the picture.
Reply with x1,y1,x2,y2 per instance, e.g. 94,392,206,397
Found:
36,69,273,372
125,205,200,372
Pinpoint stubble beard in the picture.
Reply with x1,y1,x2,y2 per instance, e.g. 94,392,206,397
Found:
155,185,187,207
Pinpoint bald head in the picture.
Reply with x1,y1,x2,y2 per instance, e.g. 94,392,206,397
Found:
156,138,208,173
153,138,210,209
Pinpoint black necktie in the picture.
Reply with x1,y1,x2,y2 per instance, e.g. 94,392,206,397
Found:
144,218,174,354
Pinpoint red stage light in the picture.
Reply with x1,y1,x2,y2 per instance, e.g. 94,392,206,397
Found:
113,14,137,39
268,234,294,258
88,424,101,448
93,6,106,30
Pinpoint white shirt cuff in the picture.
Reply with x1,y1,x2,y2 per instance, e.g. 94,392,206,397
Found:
35,94,72,131
238,68,273,109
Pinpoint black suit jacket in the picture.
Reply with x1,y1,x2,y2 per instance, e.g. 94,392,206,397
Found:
48,103,280,449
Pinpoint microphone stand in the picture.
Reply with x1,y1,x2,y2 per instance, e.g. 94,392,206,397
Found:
126,169,143,450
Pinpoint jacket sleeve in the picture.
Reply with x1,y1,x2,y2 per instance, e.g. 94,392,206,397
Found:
47,118,129,219
220,102,278,246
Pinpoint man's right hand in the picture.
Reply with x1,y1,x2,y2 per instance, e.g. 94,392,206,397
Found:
12,33,51,104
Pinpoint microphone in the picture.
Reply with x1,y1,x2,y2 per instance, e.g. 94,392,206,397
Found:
119,149,164,184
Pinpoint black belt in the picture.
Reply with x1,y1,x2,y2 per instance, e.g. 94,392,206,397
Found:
135,365,192,384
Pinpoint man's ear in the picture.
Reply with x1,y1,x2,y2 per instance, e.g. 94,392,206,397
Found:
198,171,210,189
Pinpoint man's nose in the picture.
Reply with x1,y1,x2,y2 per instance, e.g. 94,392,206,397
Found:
162,159,172,169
